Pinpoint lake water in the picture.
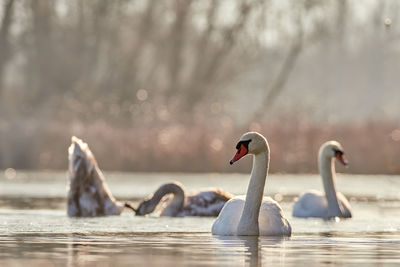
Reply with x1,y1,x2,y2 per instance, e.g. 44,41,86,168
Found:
1,171,400,266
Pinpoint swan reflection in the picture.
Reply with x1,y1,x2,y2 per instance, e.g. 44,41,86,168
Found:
214,235,288,266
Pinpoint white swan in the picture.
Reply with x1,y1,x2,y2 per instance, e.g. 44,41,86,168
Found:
292,141,352,219
67,136,135,217
212,132,292,236
135,182,233,217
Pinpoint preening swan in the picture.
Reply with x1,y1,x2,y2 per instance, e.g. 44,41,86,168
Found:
135,182,232,217
212,132,291,236
67,136,135,217
292,141,352,219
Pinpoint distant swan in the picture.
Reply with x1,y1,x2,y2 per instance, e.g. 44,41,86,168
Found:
212,132,291,236
135,182,233,217
292,141,352,219
67,136,135,217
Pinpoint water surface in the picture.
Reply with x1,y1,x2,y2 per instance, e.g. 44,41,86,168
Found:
1,172,400,266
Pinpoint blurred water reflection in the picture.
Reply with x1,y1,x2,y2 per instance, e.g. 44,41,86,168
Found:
1,230,400,266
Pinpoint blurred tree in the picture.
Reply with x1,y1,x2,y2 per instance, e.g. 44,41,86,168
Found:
0,0,399,172
0,0,15,96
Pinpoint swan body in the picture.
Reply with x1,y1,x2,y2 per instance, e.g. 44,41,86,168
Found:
67,136,134,217
212,132,291,236
293,190,351,218
212,196,291,236
136,182,232,217
293,141,352,219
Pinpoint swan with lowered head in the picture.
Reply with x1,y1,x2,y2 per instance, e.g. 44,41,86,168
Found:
292,141,351,219
135,182,233,217
67,136,135,217
212,132,292,236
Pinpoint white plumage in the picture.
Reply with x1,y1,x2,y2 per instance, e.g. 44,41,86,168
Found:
293,141,352,219
212,132,291,236
212,196,291,236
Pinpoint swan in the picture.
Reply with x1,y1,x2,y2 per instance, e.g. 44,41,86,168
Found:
67,136,135,217
292,141,352,219
212,132,292,236
135,182,233,216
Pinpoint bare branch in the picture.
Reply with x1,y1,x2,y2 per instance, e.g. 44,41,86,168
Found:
165,0,193,98
118,0,158,100
183,0,257,108
252,13,304,120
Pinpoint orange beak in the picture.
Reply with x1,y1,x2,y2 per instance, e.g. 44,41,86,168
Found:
230,144,248,165
336,153,348,166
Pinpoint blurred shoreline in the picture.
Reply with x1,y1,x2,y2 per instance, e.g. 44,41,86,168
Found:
2,117,400,174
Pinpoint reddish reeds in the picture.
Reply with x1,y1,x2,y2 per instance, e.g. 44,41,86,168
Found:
32,116,400,174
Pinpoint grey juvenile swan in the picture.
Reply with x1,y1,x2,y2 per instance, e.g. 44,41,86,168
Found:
67,136,135,217
135,182,233,217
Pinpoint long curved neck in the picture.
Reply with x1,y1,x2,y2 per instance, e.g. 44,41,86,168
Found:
147,183,185,216
237,151,269,235
319,155,341,216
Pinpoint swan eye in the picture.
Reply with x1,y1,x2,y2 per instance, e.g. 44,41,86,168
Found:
230,140,252,164
235,142,241,150
333,148,344,156
333,148,348,165
235,139,252,150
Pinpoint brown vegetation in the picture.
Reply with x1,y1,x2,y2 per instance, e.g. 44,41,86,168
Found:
33,117,400,174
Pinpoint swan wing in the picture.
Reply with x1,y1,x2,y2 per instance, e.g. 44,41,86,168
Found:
183,189,233,216
292,190,328,218
259,197,292,236
337,192,352,218
211,197,245,235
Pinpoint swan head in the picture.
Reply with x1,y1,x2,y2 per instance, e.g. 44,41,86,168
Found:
319,141,348,165
135,199,154,216
230,132,269,164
